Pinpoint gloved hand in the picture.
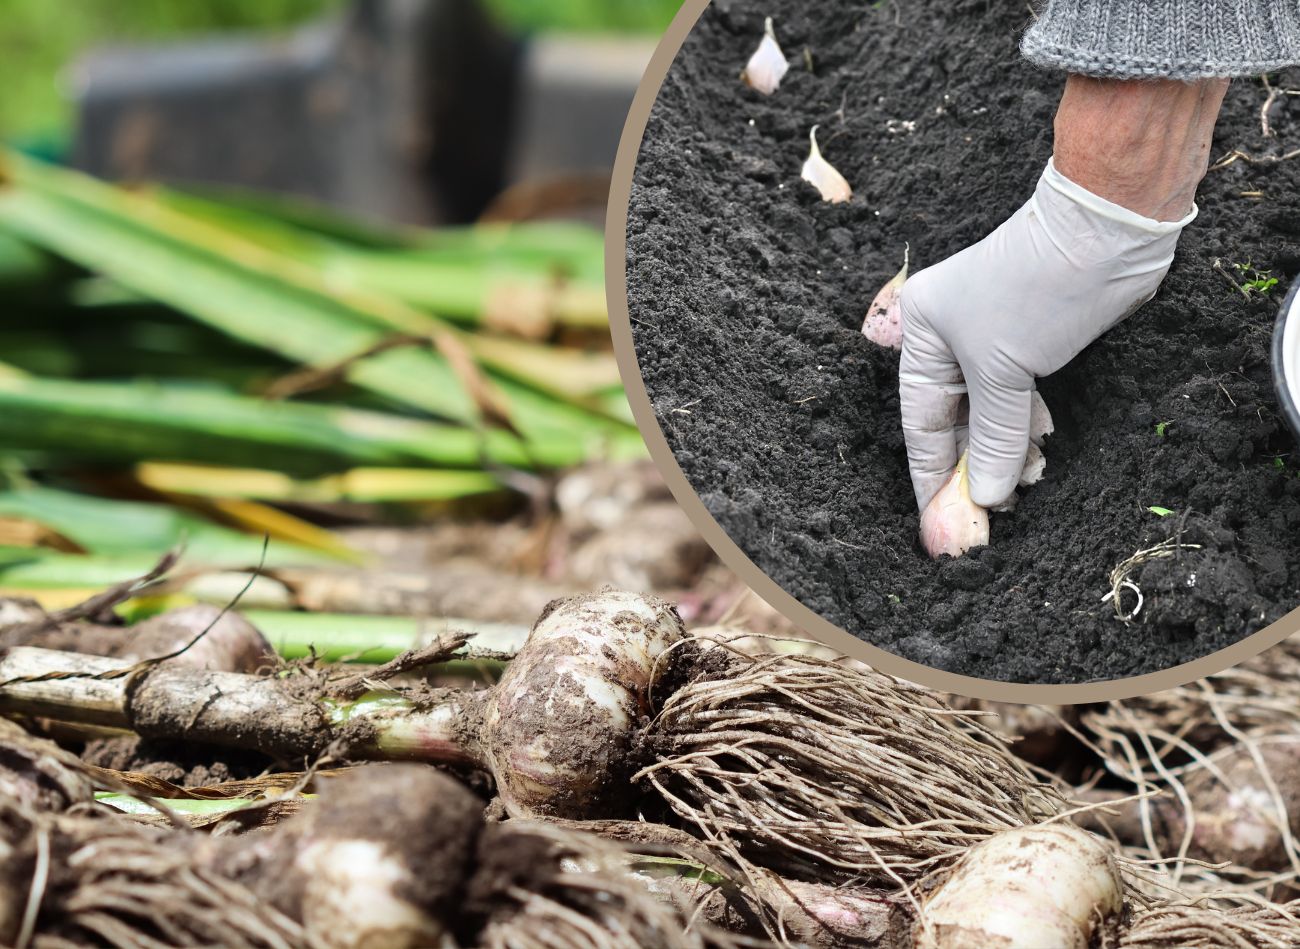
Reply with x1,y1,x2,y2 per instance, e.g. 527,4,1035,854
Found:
898,158,1194,511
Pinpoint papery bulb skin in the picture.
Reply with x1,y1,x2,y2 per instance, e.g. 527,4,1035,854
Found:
801,126,852,204
741,17,789,95
479,592,686,819
919,453,989,559
917,824,1121,949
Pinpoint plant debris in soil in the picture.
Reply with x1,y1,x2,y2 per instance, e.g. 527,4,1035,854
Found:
626,0,1300,684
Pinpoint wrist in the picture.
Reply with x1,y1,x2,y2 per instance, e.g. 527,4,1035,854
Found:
1052,75,1229,222
1041,158,1195,234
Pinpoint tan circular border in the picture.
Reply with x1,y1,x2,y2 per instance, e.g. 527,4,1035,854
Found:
605,0,1300,703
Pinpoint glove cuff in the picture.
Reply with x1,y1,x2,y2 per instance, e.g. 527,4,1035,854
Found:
1042,157,1197,234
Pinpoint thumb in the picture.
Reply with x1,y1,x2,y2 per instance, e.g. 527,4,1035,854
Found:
965,360,1034,508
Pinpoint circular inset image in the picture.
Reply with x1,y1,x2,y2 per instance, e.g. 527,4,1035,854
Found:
609,0,1300,694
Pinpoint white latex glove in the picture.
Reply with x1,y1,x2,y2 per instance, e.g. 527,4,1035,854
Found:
898,158,1194,511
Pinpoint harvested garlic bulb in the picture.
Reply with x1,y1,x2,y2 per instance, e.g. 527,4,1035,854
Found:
917,823,1121,949
919,452,988,559
741,17,789,95
801,126,852,204
862,245,909,349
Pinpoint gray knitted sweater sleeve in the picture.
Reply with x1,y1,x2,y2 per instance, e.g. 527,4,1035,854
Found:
1021,1,1300,79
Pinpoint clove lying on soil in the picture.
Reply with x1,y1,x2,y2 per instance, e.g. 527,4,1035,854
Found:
741,17,789,95
802,126,852,204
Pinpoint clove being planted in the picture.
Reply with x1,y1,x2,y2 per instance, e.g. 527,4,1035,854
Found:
919,452,989,559
741,17,789,95
801,126,852,204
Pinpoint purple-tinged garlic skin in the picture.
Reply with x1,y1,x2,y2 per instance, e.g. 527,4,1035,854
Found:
919,453,989,559
802,126,852,204
741,17,789,95
862,250,909,350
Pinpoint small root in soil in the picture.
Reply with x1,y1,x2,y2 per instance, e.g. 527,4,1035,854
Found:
1102,537,1204,623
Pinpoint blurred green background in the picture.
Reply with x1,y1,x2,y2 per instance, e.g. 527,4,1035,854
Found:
0,0,683,143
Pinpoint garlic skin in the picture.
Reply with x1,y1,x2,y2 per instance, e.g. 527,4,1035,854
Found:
741,17,789,95
1018,391,1054,489
1019,443,1045,488
862,246,909,349
919,453,988,559
1028,390,1053,445
801,126,852,204
918,824,1121,949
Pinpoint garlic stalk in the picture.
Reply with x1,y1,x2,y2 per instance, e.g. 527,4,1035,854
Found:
862,245,909,349
919,452,988,559
741,17,789,95
801,126,852,204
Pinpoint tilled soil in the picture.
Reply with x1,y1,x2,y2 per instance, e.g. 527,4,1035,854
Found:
626,0,1300,683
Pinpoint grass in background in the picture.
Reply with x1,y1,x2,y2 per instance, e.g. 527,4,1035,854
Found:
0,0,342,142
0,0,682,142
485,0,681,33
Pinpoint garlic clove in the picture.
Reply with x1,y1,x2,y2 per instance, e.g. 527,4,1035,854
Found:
801,126,852,204
1019,442,1046,487
741,17,789,95
958,422,1023,513
953,391,1052,502
862,245,909,349
1029,390,1054,446
919,452,989,559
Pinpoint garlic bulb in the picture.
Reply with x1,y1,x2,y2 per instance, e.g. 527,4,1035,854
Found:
919,452,988,559
862,246,909,349
918,824,1121,949
741,17,789,95
801,126,852,204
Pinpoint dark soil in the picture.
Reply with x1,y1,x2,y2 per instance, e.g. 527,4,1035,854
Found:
627,0,1300,684
81,736,272,787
